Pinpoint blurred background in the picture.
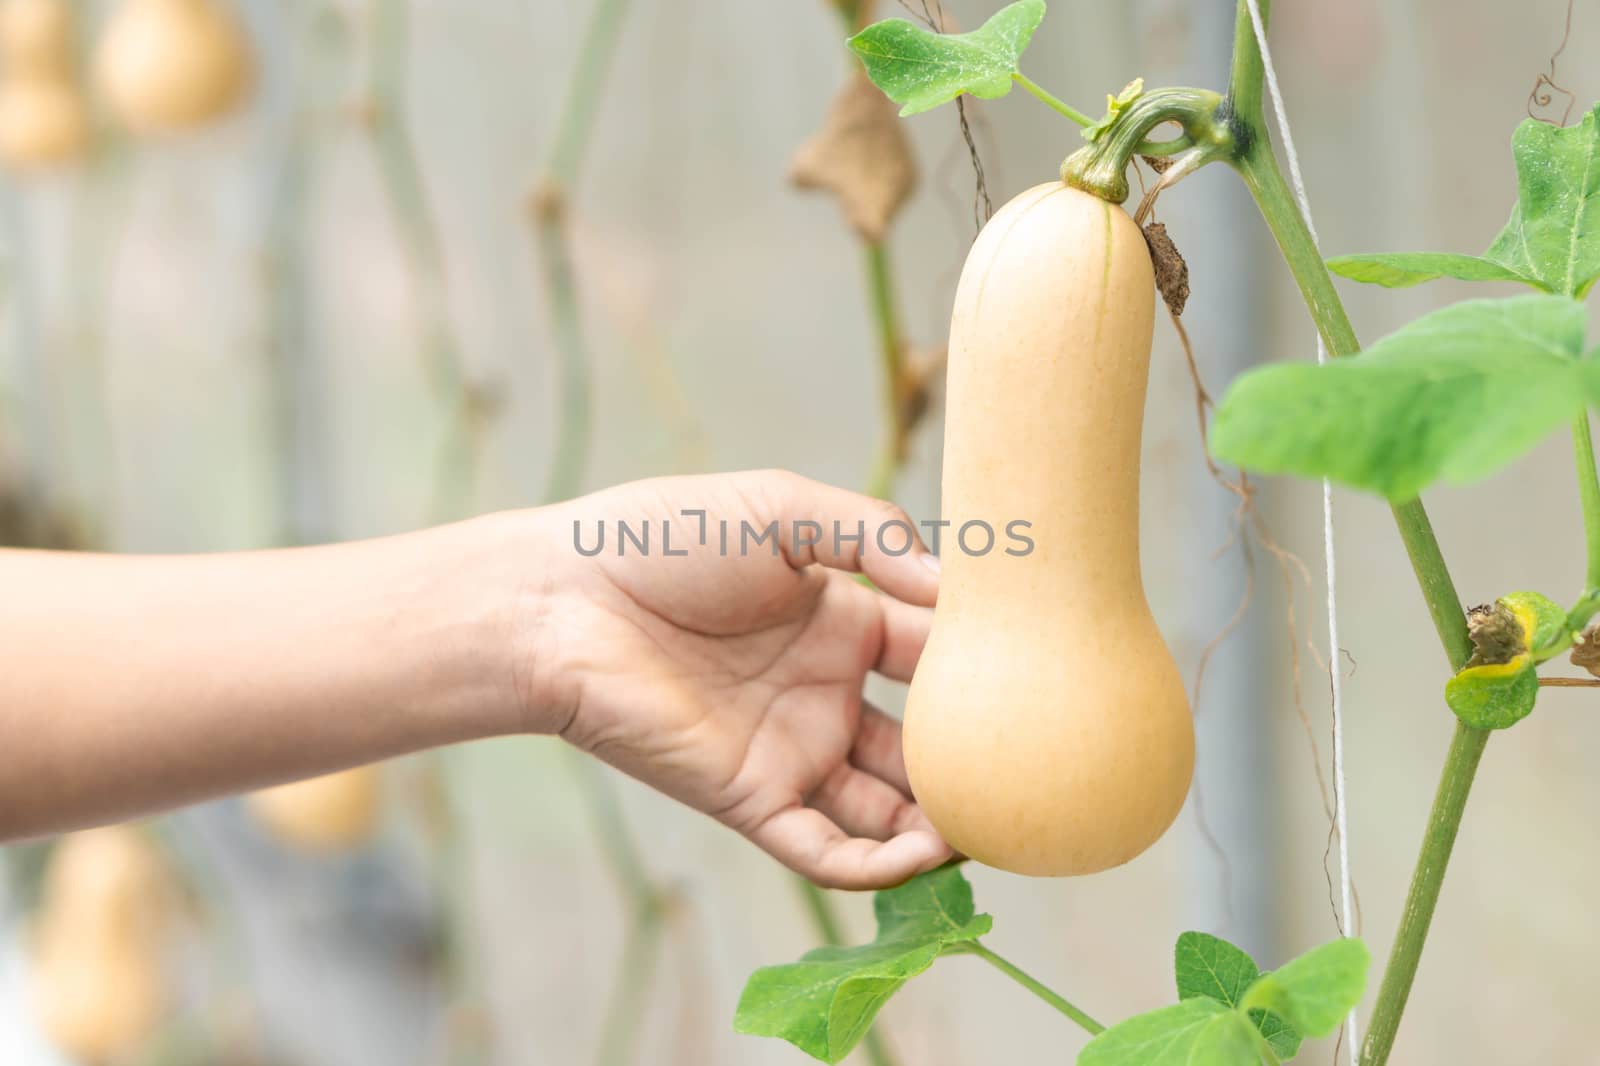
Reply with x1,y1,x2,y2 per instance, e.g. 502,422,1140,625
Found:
0,0,1596,1063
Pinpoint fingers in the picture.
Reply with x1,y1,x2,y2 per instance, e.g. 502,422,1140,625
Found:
849,704,913,797
745,470,939,607
874,597,933,683
809,761,930,840
746,805,952,891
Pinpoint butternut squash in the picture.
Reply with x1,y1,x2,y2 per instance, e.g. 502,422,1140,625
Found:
30,826,170,1063
247,765,382,852
0,0,88,168
902,182,1193,877
94,0,253,133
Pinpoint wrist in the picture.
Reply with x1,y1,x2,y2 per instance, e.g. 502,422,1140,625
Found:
458,505,584,737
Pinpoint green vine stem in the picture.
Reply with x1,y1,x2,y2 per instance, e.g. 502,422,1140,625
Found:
531,0,629,503
1221,4,1479,1063
864,241,911,500
59,141,130,548
1359,721,1487,1065
1572,412,1600,594
368,0,487,524
954,941,1105,1036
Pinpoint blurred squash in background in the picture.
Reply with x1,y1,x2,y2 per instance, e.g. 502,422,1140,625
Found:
247,766,383,853
0,0,88,168
94,0,252,134
29,826,171,1063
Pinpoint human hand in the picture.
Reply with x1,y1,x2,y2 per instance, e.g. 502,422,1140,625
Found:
524,470,953,889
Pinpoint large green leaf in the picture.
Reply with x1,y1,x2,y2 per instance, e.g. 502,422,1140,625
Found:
1326,252,1537,290
1485,104,1600,297
1210,295,1595,500
1174,932,1301,1060
1079,998,1258,1066
1330,104,1600,296
734,867,991,1063
847,0,1044,117
1239,939,1370,1040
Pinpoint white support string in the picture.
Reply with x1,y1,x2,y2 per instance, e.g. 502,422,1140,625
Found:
1240,2,1358,1062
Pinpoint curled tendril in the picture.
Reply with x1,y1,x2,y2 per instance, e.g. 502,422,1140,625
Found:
1526,0,1575,127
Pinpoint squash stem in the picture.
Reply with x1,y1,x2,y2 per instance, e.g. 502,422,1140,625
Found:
960,941,1105,1036
1225,8,1482,1063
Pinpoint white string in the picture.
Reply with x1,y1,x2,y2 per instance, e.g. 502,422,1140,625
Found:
1240,2,1358,1062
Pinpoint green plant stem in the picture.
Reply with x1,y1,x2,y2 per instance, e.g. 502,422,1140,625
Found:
1226,0,1267,127
534,215,593,503
1224,6,1481,1064
795,879,846,945
534,0,630,503
865,241,905,500
369,0,485,524
959,942,1104,1036
594,900,669,1066
547,0,631,189
1359,722,1488,1066
1013,72,1094,125
573,760,655,902
1572,412,1600,593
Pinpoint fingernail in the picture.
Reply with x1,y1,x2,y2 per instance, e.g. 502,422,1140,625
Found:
920,552,941,574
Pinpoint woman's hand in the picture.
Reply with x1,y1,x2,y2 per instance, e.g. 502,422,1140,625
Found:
525,471,952,890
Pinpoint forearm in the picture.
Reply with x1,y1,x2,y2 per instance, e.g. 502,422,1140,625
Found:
0,512,551,839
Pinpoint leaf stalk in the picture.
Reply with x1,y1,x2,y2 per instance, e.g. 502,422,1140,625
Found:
957,941,1105,1036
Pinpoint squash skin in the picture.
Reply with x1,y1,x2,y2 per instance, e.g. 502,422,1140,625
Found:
30,827,170,1062
94,0,253,134
0,0,88,169
903,182,1193,877
247,766,382,852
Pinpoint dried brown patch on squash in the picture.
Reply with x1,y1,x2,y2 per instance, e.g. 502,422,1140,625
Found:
789,71,917,244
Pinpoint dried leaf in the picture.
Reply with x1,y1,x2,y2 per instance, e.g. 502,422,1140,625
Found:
1571,623,1600,677
790,71,917,243
1144,221,1189,316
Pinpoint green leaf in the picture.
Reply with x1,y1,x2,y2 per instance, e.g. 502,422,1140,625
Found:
1326,252,1539,290
1329,106,1600,296
1174,932,1301,1060
1240,938,1369,1040
1501,590,1570,654
1445,658,1539,729
1175,931,1258,1005
1250,1008,1301,1062
847,0,1045,117
1210,295,1592,500
1079,998,1259,1066
1485,104,1600,297
734,868,991,1063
